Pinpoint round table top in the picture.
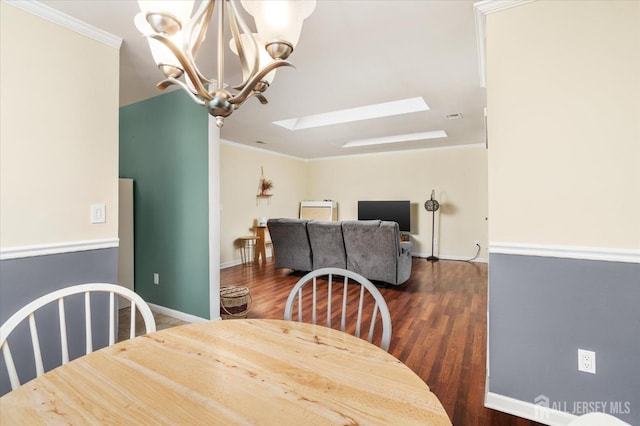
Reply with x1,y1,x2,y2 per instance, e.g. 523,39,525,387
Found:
0,319,451,425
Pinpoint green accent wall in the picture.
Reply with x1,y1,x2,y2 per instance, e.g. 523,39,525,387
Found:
120,90,209,319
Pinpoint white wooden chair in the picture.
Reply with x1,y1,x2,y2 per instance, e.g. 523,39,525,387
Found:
284,268,392,351
0,283,156,391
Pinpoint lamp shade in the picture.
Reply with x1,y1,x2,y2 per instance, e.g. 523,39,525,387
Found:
134,13,184,78
229,33,277,84
241,0,316,49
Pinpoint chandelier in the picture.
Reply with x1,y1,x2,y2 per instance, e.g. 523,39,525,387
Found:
134,0,316,127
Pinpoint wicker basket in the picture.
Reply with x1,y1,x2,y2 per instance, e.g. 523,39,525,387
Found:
220,286,251,319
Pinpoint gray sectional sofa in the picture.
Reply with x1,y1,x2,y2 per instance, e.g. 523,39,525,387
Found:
267,218,412,285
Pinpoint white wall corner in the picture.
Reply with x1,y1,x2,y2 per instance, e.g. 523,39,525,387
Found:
209,118,222,321
474,0,536,87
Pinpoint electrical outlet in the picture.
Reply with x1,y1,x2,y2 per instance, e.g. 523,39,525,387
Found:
578,349,596,374
153,273,159,285
474,240,480,246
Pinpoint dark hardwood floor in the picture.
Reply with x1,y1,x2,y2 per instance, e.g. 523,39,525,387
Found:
221,257,543,426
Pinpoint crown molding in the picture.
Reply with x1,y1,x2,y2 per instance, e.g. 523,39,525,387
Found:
221,138,485,163
4,0,122,49
474,0,535,88
220,139,303,161
308,143,487,162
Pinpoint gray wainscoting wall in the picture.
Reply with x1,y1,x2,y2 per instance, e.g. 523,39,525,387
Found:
0,248,118,395
488,253,640,424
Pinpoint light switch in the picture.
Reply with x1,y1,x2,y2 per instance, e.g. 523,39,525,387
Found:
91,204,106,223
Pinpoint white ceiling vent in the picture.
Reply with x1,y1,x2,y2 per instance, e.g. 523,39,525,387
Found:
446,113,463,120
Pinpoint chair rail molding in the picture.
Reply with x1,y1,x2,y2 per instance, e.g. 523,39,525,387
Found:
0,238,120,260
489,242,640,264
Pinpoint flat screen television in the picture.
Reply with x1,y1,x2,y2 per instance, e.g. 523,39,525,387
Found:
357,200,410,232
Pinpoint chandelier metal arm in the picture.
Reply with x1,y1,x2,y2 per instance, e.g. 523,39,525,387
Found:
148,33,213,101
182,0,215,85
157,78,206,107
228,60,294,106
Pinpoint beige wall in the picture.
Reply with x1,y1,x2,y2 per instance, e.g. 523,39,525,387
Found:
220,141,308,265
0,3,120,248
219,142,488,265
487,0,640,249
307,146,488,260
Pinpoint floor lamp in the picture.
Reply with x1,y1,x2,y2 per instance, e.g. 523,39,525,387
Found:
424,190,440,261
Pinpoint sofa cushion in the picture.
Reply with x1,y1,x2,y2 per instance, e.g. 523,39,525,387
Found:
267,218,313,271
307,221,347,269
342,220,400,284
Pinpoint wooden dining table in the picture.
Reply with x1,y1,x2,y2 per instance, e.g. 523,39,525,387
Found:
0,319,451,425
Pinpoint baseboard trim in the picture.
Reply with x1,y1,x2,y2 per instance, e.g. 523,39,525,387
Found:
224,253,487,266
221,254,273,269
411,252,488,263
485,392,577,426
489,242,640,263
221,259,244,269
147,303,214,323
1,238,120,260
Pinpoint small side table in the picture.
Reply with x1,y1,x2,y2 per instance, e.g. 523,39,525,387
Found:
238,236,259,266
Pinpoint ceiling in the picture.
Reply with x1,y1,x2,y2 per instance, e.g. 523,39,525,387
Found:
39,0,486,159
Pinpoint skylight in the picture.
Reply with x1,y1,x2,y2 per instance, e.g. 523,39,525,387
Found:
273,97,430,130
341,130,448,148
